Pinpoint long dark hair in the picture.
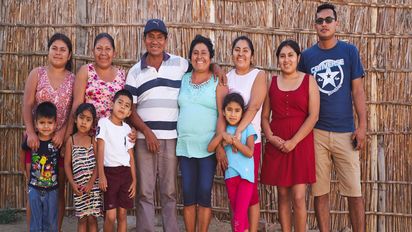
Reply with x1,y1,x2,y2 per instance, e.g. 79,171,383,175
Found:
72,103,97,135
47,33,73,71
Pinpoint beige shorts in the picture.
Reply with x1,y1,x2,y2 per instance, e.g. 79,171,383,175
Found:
311,128,362,197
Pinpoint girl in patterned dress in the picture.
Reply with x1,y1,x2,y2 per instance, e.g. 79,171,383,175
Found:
65,103,102,231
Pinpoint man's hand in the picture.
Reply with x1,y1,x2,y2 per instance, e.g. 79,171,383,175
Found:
128,128,137,143
352,126,366,150
143,129,160,154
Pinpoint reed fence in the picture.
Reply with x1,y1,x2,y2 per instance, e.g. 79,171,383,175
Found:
0,0,411,231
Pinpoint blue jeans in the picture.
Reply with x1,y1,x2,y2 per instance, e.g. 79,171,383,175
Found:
179,155,216,207
28,186,58,232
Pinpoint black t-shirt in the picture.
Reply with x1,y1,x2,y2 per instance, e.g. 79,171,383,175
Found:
22,139,59,190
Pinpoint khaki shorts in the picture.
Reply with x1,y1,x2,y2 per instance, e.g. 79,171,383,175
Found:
311,129,362,197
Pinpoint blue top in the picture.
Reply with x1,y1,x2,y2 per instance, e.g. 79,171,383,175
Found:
298,40,365,132
225,124,257,183
176,72,219,158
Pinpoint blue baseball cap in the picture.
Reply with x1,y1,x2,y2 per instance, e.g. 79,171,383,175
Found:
144,19,168,36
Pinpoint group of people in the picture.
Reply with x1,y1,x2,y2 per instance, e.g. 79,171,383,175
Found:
20,3,366,232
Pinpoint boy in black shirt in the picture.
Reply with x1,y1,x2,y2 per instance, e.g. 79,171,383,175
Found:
22,101,59,231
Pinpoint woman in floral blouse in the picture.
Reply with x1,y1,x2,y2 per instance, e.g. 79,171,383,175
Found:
66,33,126,136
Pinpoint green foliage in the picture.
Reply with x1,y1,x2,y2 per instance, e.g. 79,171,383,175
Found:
0,208,18,224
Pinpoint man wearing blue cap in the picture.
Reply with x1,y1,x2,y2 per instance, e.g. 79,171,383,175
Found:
126,18,184,232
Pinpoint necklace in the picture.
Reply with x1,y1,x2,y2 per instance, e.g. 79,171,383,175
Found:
189,77,211,89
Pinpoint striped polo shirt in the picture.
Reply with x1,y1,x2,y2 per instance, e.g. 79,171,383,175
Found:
125,52,189,139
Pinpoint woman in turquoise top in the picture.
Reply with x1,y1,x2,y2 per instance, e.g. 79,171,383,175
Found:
176,35,227,232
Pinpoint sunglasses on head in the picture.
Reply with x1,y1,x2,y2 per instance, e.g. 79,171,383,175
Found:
315,16,335,25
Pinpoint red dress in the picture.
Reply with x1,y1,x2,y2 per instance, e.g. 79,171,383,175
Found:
260,74,316,187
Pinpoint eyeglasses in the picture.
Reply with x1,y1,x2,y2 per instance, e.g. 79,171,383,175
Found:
315,17,335,25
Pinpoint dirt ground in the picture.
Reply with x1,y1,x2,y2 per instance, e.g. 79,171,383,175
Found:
0,213,233,232
0,213,324,231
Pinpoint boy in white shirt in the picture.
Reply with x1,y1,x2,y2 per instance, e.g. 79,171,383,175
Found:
96,89,136,232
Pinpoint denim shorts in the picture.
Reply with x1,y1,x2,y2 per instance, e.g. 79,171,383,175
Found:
28,186,58,232
179,155,216,207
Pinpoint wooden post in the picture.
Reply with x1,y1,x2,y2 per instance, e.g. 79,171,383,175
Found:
369,1,379,231
76,0,88,57
377,135,386,232
208,0,216,54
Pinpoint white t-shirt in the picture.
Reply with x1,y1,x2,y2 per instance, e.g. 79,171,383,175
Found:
96,117,134,167
227,68,263,143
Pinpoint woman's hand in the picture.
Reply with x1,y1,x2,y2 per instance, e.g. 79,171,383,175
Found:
52,128,66,149
279,139,297,153
222,132,233,145
216,145,228,173
27,131,40,151
267,135,285,149
99,174,108,192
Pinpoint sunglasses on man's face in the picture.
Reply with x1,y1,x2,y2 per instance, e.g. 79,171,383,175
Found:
315,16,335,25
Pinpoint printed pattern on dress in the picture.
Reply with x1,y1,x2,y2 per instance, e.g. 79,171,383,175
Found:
84,63,126,120
35,66,75,130
71,144,102,218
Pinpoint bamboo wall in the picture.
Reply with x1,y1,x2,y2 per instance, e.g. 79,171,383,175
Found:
1,0,411,231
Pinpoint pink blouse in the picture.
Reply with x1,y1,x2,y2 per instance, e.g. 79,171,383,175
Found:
35,66,75,131
84,63,126,120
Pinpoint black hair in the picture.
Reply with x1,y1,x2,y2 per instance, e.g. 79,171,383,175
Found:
143,30,168,39
94,33,115,50
188,35,215,59
72,103,96,134
48,33,73,71
231,35,255,56
223,92,246,113
35,101,57,121
276,39,301,58
316,3,337,20
113,89,133,103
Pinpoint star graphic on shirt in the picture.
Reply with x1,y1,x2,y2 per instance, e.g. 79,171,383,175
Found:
317,67,340,88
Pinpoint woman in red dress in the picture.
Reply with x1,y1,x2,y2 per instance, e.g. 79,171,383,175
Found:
260,40,320,232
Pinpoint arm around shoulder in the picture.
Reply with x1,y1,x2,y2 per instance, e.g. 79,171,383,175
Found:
65,65,89,138
236,70,267,135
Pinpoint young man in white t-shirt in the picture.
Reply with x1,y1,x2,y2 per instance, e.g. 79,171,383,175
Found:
96,89,136,232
